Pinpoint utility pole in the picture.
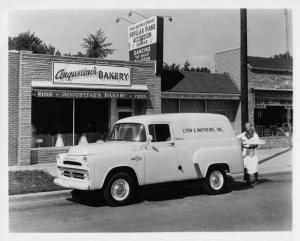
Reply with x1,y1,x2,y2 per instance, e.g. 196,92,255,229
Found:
284,9,292,138
240,8,248,131
284,9,289,56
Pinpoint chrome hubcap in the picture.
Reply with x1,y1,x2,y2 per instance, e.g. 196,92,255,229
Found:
209,171,224,190
111,179,130,201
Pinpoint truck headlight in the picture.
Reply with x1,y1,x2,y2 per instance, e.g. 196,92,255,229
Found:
56,152,67,166
83,172,89,180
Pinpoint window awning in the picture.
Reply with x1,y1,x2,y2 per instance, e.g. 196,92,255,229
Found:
31,81,149,99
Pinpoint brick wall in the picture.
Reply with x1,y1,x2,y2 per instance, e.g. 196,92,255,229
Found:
248,71,292,89
31,147,71,164
8,51,20,166
8,52,161,165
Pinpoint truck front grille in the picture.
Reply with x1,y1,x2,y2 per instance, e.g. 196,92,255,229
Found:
60,168,87,179
63,161,82,166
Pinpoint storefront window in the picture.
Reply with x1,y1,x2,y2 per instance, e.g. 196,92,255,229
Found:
31,97,109,148
75,99,109,143
180,99,205,113
162,99,179,113
32,97,73,148
254,106,293,137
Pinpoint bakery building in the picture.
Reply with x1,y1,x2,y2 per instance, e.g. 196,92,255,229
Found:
8,50,242,166
8,50,161,166
216,48,293,148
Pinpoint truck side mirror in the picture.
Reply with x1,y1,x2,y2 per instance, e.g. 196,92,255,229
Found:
147,135,153,144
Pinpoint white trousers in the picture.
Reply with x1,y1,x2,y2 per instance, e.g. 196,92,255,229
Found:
243,148,259,174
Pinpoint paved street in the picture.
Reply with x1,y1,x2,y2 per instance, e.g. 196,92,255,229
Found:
9,171,292,232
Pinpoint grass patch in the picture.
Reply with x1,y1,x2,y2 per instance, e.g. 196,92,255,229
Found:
9,170,68,195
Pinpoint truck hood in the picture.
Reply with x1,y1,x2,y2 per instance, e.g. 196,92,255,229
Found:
67,141,142,156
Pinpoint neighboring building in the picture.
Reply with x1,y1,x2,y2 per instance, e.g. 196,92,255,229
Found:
216,48,293,148
161,70,241,131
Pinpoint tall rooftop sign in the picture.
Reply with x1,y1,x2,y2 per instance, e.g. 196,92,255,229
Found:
128,16,164,74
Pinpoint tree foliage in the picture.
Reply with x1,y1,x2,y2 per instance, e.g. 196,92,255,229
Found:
8,31,59,55
163,59,211,73
82,29,115,59
163,62,181,71
181,59,191,71
272,51,293,60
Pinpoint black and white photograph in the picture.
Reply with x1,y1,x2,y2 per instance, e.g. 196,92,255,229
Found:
2,0,298,240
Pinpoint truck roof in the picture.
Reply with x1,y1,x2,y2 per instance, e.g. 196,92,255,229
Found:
116,113,227,125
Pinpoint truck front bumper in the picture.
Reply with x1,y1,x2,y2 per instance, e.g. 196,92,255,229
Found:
54,177,91,190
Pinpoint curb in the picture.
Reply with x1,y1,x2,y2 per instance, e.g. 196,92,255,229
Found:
9,170,292,201
232,170,292,180
9,189,71,202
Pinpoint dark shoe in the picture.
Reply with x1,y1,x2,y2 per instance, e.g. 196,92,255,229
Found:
243,168,247,181
254,172,259,185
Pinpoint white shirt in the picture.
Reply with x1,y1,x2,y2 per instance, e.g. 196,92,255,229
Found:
237,131,259,148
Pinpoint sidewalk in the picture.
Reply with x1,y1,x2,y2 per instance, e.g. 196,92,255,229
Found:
9,147,293,177
257,147,292,174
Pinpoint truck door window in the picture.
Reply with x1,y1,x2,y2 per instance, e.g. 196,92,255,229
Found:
148,124,171,142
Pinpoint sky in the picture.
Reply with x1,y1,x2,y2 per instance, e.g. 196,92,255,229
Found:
8,9,292,72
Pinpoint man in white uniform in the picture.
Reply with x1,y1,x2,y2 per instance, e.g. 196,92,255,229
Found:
237,123,260,186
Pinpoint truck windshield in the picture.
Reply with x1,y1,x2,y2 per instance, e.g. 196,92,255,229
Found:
108,123,146,142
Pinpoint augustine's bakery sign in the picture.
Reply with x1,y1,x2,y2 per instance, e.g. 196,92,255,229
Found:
53,62,131,86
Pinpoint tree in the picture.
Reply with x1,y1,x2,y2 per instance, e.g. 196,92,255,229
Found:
272,51,293,60
163,62,181,71
181,59,191,71
44,44,56,55
8,31,58,55
163,61,211,73
82,29,115,59
75,51,85,57
196,67,211,73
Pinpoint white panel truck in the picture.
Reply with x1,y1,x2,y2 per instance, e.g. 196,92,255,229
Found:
54,113,243,206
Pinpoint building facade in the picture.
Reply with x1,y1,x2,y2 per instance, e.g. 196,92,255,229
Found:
215,48,293,148
9,51,161,166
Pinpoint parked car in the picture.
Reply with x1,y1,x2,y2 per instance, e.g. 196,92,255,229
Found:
54,113,243,206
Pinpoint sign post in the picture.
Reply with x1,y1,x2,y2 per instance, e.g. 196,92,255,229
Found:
128,16,164,74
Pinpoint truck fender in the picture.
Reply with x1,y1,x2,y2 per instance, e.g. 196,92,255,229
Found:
192,146,239,178
100,165,140,189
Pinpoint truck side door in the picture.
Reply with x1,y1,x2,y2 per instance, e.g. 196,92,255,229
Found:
144,123,178,184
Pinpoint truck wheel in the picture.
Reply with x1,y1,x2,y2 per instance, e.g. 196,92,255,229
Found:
103,172,136,206
204,168,227,195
